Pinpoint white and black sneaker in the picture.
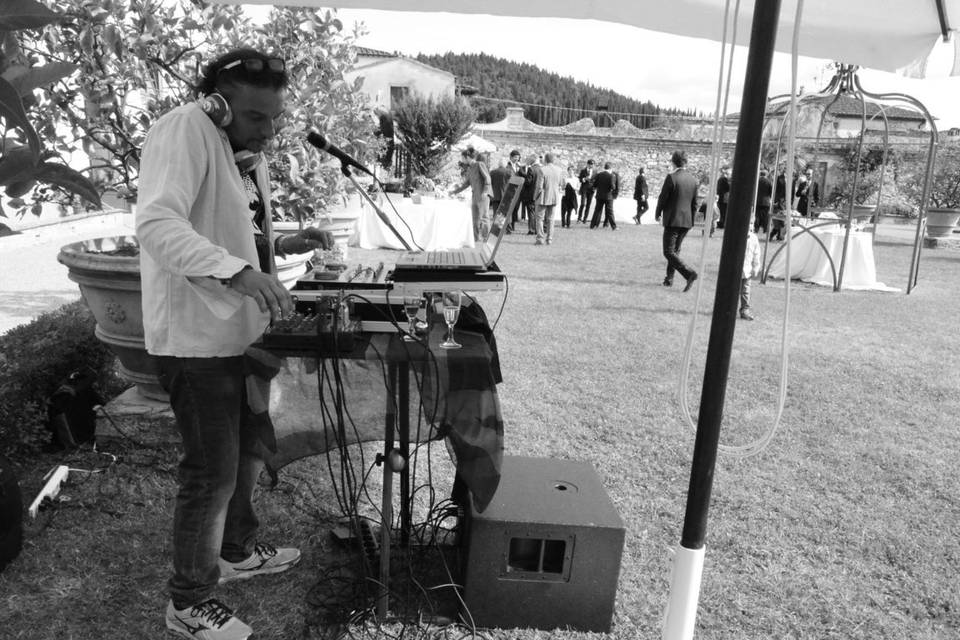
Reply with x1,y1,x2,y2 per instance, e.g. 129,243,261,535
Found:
165,598,251,640
218,542,301,584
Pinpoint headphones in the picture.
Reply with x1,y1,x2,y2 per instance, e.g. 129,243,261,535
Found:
197,92,232,127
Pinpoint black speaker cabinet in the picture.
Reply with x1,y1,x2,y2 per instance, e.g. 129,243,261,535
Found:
461,456,625,632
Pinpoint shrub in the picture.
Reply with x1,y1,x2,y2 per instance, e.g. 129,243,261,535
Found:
0,301,126,456
392,93,476,182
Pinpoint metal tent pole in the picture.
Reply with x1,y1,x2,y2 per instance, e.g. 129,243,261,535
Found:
662,0,782,637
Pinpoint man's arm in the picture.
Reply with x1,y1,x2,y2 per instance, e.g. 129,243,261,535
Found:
136,110,249,282
656,174,674,220
137,109,292,319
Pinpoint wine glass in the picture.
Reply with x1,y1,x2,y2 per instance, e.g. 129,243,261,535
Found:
402,294,422,341
439,291,462,350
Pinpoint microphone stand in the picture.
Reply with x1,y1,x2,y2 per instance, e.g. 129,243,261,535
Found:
340,164,413,251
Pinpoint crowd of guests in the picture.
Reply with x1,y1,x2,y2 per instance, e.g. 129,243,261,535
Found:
449,145,828,321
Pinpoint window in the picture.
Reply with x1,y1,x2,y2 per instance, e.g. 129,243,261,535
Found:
390,85,410,108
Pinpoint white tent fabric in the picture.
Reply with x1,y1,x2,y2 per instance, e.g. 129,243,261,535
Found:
221,0,958,75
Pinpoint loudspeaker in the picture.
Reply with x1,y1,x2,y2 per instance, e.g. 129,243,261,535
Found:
0,455,23,572
461,456,625,632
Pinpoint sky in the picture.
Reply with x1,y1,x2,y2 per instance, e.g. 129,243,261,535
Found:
241,6,960,130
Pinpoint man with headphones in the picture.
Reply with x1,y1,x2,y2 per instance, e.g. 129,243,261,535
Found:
136,48,331,640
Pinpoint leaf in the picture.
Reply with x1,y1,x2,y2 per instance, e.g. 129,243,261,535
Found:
0,75,40,156
0,0,60,31
0,146,38,186
35,162,102,208
6,62,77,97
5,178,35,198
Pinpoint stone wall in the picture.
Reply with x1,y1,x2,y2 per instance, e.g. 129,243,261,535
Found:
471,108,930,201
474,108,734,198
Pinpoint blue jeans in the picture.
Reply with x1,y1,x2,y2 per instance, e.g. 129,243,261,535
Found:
158,356,263,609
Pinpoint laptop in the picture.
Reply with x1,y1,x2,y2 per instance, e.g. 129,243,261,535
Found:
394,174,523,271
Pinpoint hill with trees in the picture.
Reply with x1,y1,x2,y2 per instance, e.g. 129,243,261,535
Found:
416,51,698,129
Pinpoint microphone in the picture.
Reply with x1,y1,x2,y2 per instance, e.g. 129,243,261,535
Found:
306,131,374,177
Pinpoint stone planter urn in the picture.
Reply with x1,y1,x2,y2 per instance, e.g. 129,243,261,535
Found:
57,235,165,400
924,207,960,239
58,235,309,401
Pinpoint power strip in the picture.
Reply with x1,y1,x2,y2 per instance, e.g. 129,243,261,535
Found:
28,465,69,518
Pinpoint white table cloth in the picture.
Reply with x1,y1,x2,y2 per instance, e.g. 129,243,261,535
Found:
765,223,897,291
349,196,475,251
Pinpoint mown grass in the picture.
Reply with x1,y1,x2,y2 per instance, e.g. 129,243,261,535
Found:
2,219,960,639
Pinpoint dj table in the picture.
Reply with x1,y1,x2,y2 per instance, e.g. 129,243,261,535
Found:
255,267,505,618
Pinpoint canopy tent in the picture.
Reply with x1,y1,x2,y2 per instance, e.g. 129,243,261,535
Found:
227,0,960,76
213,2,958,639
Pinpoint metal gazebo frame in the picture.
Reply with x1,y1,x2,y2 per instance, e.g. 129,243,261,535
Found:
759,63,938,294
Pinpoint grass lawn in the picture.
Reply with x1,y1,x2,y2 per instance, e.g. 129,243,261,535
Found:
3,219,960,639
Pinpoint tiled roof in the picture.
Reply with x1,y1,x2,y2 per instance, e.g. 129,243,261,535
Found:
354,46,396,58
767,94,927,121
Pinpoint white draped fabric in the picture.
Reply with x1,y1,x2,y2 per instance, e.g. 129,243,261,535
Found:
350,196,475,250
765,223,898,291
220,0,960,75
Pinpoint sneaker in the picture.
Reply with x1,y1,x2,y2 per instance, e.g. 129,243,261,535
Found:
662,278,673,287
683,272,699,292
740,310,755,321
218,542,301,584
166,599,251,640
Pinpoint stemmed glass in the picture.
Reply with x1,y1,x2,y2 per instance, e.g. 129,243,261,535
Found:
439,291,462,350
402,294,422,342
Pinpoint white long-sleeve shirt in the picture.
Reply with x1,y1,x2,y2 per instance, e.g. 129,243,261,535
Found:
136,102,274,357
742,230,761,279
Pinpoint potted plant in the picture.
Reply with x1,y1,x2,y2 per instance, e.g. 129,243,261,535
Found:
923,143,960,238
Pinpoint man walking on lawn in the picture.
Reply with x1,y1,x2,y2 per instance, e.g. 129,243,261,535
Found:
655,150,699,291
137,48,332,640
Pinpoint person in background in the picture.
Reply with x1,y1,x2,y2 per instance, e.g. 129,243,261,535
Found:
632,166,649,224
794,166,820,217
590,161,619,230
655,150,699,291
560,164,579,228
534,152,564,245
520,154,541,235
489,157,514,233
699,185,721,238
740,213,762,321
716,165,731,229
755,168,773,235
137,48,333,640
770,164,788,241
577,159,596,223
450,145,493,240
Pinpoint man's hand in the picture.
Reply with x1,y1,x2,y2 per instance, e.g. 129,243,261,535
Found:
230,268,293,320
277,228,334,255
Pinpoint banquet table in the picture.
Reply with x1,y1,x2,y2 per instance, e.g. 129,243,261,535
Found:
764,221,897,291
350,195,476,251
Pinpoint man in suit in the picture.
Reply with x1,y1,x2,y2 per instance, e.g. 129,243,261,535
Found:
534,152,565,245
770,164,788,241
794,166,820,216
632,166,648,224
755,168,773,234
450,146,493,240
590,162,619,230
520,154,541,235
655,150,699,291
577,159,596,223
716,165,731,229
506,148,522,175
490,158,514,232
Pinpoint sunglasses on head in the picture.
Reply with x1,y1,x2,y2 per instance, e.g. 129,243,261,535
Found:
219,57,285,75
